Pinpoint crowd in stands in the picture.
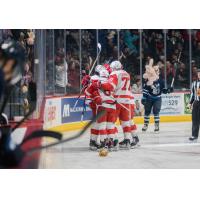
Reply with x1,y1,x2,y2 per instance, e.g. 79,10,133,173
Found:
2,29,199,102
50,29,200,95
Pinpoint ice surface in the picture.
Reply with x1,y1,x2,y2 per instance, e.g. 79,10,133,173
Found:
39,122,200,169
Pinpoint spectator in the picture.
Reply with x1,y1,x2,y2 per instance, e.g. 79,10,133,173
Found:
21,62,33,86
55,51,68,94
134,100,143,116
175,62,188,89
166,61,175,86
192,61,198,81
131,78,142,93
66,60,80,94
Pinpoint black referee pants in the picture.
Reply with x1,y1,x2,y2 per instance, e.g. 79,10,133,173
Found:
192,101,200,138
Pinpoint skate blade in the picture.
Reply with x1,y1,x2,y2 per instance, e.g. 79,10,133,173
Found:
109,147,119,152
154,130,160,134
89,146,98,151
130,143,140,149
188,139,198,143
119,145,131,150
142,130,148,133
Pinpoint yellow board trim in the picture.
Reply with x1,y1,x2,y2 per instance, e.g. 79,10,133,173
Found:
47,115,192,132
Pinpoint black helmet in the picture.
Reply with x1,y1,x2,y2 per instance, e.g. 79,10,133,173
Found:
0,40,26,85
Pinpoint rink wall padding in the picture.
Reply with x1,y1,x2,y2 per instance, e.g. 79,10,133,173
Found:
42,92,192,132
10,119,43,168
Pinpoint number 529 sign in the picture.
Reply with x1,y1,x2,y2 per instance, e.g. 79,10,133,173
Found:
161,93,184,115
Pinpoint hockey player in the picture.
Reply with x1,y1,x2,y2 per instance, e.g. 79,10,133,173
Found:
101,60,133,149
0,41,26,97
94,69,117,150
0,40,26,126
141,64,173,133
86,68,117,151
84,65,105,150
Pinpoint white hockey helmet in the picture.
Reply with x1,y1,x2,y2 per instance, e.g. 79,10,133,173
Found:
99,69,109,78
95,65,104,74
110,61,122,71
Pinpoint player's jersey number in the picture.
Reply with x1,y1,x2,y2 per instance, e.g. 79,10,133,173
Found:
121,77,130,91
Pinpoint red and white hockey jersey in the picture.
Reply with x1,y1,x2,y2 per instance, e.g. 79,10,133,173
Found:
85,76,115,109
101,69,131,104
84,75,99,106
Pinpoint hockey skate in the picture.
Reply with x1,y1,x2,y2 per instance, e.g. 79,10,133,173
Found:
99,139,108,150
142,124,148,132
130,135,140,149
189,136,198,142
154,123,159,134
108,139,119,151
119,139,131,150
89,140,100,151
113,139,119,151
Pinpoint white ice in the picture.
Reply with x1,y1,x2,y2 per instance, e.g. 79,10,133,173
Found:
39,122,200,169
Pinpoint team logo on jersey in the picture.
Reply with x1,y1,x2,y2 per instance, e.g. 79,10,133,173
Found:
151,83,160,95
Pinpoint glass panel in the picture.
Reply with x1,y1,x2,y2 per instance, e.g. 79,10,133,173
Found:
191,29,200,82
98,29,118,63
81,29,97,77
54,29,66,95
166,29,190,90
65,29,80,95
142,29,165,82
119,29,141,93
45,29,54,95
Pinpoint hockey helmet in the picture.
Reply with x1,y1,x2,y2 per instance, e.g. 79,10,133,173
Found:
110,60,122,71
94,65,104,74
0,40,26,85
99,69,109,78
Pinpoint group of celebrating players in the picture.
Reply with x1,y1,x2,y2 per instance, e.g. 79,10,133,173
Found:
82,58,174,152
82,61,139,151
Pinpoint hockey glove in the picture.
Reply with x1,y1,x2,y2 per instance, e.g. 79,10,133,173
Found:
81,75,91,87
162,87,174,94
168,87,174,93
91,80,101,89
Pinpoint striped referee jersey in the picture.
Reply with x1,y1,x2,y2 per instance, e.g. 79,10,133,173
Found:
190,80,200,104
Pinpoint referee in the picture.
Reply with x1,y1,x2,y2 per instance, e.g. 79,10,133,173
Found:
189,69,200,141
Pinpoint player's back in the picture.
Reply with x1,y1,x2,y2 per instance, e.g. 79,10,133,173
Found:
111,69,131,104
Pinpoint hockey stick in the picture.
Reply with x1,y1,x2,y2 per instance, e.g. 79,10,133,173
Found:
0,110,105,168
88,43,102,76
20,130,63,145
116,101,130,111
26,110,105,155
170,50,182,88
73,43,101,109
81,95,87,121
73,85,87,110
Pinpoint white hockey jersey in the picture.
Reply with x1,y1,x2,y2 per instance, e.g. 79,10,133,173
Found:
102,69,131,104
